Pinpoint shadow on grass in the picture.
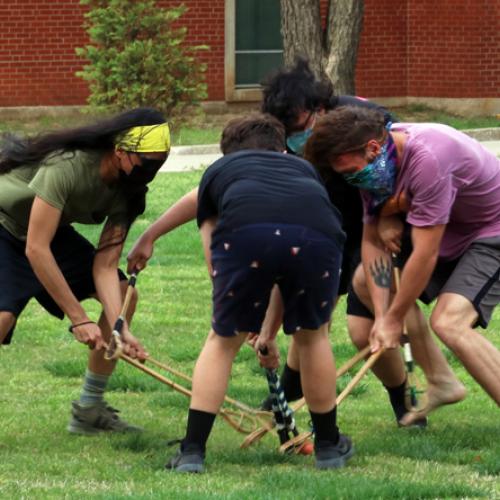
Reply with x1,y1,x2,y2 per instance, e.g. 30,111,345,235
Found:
44,360,160,392
359,422,500,476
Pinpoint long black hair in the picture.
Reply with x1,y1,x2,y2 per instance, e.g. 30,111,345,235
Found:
0,107,165,174
0,107,166,241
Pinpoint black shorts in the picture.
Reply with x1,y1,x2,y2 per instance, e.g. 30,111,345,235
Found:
423,237,500,328
0,224,125,344
339,245,374,319
346,282,374,319
210,224,343,336
338,244,360,296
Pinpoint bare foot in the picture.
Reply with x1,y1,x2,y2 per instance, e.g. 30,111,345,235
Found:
399,379,467,426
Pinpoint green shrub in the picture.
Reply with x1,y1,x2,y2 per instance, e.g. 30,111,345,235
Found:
76,0,208,115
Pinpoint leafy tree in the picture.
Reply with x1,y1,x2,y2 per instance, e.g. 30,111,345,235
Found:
281,0,364,94
76,0,207,115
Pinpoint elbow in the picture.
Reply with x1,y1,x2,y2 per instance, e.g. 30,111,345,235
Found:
413,247,439,271
25,241,45,266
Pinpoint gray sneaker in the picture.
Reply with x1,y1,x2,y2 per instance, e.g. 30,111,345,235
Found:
67,401,143,436
166,443,205,473
315,434,355,470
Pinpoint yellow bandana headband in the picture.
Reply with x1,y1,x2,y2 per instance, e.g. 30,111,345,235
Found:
116,123,170,153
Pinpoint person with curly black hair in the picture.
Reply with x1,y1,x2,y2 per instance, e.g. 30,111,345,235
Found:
259,58,462,427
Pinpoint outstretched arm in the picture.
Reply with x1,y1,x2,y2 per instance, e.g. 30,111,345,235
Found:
26,197,104,349
93,221,146,359
371,224,445,351
386,225,445,325
127,187,198,272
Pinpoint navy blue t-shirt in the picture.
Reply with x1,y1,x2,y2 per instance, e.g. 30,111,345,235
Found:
197,150,345,249
333,96,395,124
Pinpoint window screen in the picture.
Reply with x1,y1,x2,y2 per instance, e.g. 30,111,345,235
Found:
235,0,283,88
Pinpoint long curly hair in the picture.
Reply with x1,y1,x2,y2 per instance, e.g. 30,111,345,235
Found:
261,57,334,133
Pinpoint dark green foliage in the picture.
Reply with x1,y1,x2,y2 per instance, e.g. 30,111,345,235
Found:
76,0,207,115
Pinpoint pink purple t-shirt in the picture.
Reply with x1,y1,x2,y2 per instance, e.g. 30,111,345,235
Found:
363,123,500,260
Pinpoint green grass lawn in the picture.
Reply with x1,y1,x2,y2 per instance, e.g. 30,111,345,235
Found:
0,103,498,148
1,172,499,499
391,104,500,130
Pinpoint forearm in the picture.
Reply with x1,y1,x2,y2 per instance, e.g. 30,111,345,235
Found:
388,224,443,322
26,245,88,323
387,251,437,322
142,187,198,243
361,223,391,317
93,263,123,330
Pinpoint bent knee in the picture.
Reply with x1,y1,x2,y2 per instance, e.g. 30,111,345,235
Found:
351,264,367,297
347,315,372,349
430,297,475,345
0,311,16,341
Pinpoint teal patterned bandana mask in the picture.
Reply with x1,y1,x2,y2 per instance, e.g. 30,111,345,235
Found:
343,129,398,214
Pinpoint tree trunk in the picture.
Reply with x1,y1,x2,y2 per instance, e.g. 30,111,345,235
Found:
324,0,364,95
279,0,364,95
280,0,323,78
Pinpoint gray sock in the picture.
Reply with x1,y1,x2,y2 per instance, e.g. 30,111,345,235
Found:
79,369,109,407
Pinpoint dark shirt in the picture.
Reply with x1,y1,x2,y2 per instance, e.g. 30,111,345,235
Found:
331,95,395,124
197,150,345,249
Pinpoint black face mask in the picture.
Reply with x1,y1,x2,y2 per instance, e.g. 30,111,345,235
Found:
119,155,165,186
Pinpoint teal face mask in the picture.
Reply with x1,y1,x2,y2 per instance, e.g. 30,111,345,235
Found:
286,128,313,156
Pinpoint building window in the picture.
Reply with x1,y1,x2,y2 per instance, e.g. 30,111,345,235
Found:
225,0,283,101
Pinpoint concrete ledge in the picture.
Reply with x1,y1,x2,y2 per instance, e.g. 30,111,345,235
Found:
371,97,500,117
171,144,220,155
463,128,500,141
0,105,86,120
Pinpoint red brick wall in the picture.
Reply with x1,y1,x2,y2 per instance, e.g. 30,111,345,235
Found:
356,0,408,97
406,0,500,98
159,1,226,100
0,0,498,107
357,0,500,98
0,0,88,106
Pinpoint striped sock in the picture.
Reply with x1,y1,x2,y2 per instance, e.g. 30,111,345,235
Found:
79,369,109,407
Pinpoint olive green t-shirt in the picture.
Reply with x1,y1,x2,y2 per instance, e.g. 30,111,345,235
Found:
0,151,128,240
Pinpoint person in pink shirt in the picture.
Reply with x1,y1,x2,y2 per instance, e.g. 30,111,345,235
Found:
305,106,500,422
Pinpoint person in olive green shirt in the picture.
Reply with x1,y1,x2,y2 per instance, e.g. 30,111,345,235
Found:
0,108,170,435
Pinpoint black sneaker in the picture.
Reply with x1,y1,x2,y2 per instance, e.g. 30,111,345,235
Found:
68,401,142,436
166,443,205,473
315,434,355,470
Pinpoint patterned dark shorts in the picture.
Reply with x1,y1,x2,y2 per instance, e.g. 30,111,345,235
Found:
210,223,343,336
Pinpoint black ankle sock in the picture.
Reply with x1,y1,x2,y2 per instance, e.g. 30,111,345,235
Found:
182,408,216,452
280,363,303,402
310,406,339,445
385,379,407,421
